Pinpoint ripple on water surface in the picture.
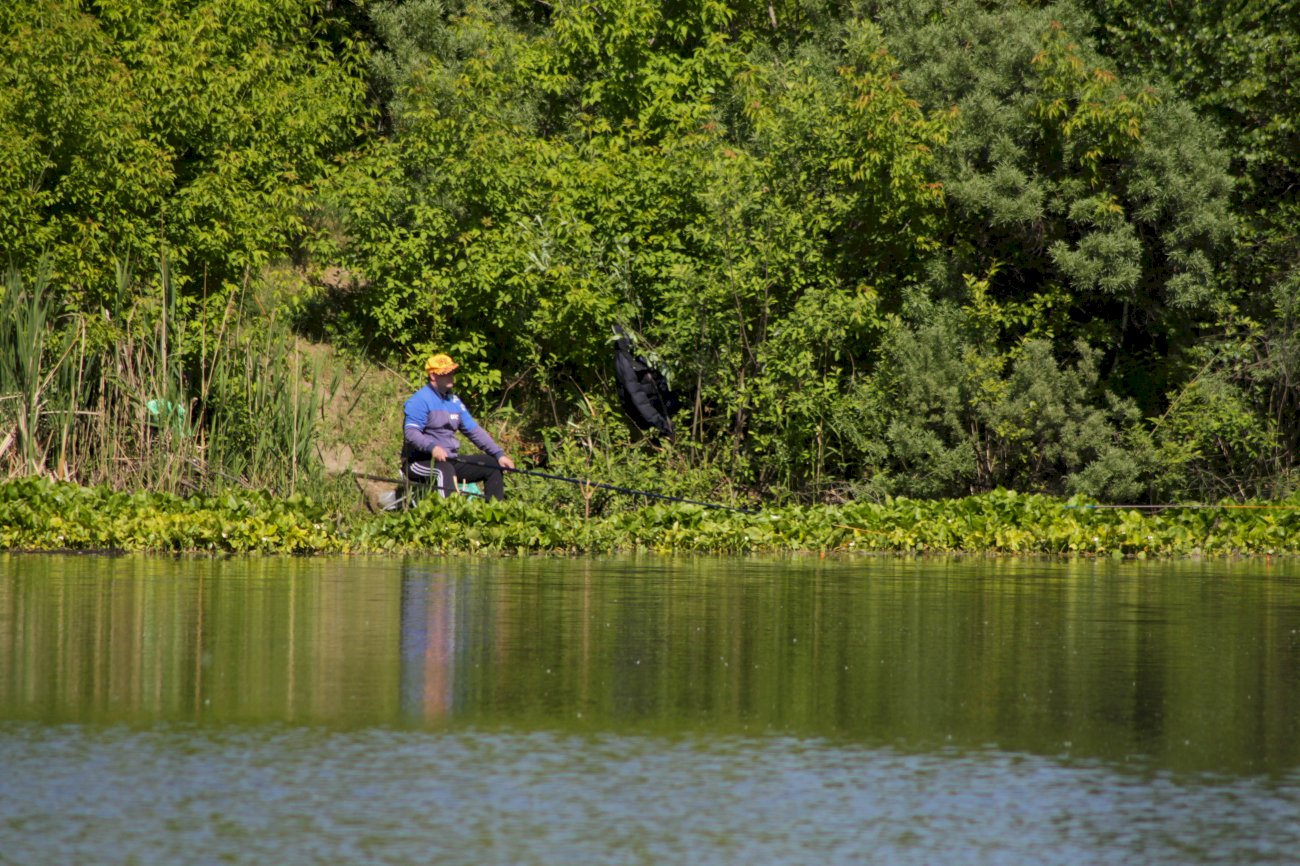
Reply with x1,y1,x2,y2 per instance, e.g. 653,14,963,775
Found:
2,722,1298,866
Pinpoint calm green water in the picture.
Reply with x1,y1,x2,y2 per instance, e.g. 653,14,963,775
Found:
1,554,1298,865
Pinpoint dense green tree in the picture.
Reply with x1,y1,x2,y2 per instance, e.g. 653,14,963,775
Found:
0,2,172,299
0,0,369,308
1077,0,1297,239
1075,0,1300,493
876,0,1235,406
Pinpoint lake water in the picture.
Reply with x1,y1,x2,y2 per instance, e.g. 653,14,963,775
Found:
2,554,1298,865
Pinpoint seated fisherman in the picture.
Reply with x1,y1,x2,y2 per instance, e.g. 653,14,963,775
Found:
403,353,515,500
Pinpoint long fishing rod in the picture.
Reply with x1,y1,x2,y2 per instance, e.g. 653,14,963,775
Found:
353,466,755,514
1064,504,1300,510
469,460,756,514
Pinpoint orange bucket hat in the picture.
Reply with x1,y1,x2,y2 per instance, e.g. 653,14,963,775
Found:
424,353,459,375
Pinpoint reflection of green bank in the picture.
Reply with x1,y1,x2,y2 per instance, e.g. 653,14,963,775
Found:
2,556,1299,776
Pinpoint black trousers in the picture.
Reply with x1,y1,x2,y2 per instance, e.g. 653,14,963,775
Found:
405,453,505,501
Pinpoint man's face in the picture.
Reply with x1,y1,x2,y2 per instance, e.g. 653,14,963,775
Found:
431,371,455,394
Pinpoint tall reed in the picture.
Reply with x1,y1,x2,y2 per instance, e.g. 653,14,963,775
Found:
0,259,334,496
0,267,54,473
204,310,337,493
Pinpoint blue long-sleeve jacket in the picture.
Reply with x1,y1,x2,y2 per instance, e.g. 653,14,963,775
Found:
403,384,503,461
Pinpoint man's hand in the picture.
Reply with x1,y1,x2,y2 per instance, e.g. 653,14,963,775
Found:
498,455,516,471
432,446,450,462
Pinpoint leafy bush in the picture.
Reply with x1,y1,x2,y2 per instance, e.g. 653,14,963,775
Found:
0,0,368,307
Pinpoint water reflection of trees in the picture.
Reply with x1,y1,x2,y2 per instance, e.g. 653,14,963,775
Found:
0,557,404,725
1,556,1298,773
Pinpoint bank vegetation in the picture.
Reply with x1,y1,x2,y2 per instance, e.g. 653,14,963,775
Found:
2,0,1298,516
4,478,1299,556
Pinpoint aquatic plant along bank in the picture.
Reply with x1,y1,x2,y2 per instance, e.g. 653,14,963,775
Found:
4,479,1300,556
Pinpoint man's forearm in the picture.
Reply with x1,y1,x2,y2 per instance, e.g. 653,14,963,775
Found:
465,426,504,459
